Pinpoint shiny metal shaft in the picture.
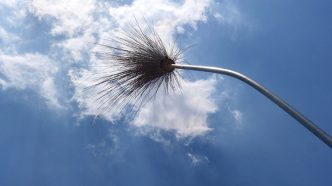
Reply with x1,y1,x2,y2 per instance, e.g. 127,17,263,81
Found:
172,64,332,148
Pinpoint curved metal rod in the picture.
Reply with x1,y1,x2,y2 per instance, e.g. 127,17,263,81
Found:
172,64,332,148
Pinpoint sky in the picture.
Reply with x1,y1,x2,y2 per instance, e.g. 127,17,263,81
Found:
0,0,332,185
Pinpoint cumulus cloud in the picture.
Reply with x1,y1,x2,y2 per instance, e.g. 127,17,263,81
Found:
0,1,63,108
71,56,218,138
133,77,218,137
29,0,96,37
28,0,214,61
27,0,100,61
0,52,61,108
70,0,222,137
108,0,212,41
0,0,245,137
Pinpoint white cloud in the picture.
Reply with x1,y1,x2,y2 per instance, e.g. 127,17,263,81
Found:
0,0,245,137
212,1,244,25
28,0,106,62
0,26,19,45
29,0,96,37
0,1,25,50
0,0,27,27
232,109,243,124
25,0,242,63
66,0,216,136
0,0,19,7
133,77,218,137
28,0,214,61
187,153,209,165
108,0,211,42
69,63,124,122
56,32,96,61
0,27,10,40
71,56,217,137
0,52,61,108
70,0,220,137
0,1,63,108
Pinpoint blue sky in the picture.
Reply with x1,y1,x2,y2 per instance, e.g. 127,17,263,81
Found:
0,0,332,185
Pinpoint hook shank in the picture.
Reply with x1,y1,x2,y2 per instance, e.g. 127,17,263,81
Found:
172,64,332,148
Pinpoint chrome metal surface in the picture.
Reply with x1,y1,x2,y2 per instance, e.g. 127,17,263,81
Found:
172,64,332,148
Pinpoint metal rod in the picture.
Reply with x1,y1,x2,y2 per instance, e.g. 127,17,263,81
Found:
172,64,332,148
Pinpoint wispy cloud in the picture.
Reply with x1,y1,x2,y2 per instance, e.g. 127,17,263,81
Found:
187,153,209,166
0,26,19,45
212,0,244,25
232,109,243,124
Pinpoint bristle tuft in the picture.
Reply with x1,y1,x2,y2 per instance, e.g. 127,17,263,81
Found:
89,23,183,114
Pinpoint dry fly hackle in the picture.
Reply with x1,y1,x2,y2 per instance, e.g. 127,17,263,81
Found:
88,22,185,115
